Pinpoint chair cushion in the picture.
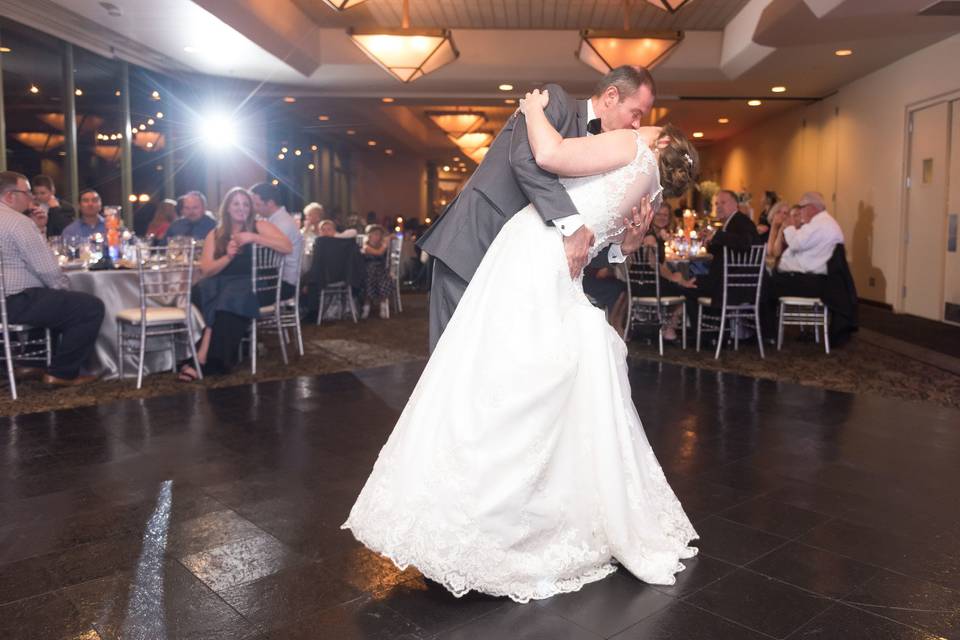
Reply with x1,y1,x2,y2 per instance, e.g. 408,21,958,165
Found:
659,296,686,304
697,297,712,306
5,324,37,332
779,296,823,306
631,296,660,306
116,307,187,324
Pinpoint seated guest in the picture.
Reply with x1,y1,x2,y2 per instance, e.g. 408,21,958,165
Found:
583,267,628,336
146,199,177,239
650,202,676,242
756,190,779,238
360,225,393,319
762,191,845,337
684,189,761,323
317,219,337,237
167,191,216,240
0,172,103,386
31,174,75,237
178,187,292,380
61,188,106,240
26,204,48,237
250,182,303,300
301,202,325,236
638,229,698,341
764,202,795,265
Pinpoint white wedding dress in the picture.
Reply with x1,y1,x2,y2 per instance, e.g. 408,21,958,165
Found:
342,132,698,603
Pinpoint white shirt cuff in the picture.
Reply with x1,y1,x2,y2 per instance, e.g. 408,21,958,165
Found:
607,244,626,264
554,214,584,236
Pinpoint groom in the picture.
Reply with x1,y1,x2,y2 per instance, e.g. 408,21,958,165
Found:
418,65,657,351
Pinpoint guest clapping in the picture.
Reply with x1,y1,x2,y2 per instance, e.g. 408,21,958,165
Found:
360,225,393,319
178,187,292,380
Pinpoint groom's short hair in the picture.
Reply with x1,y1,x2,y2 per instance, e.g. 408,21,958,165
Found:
592,65,656,101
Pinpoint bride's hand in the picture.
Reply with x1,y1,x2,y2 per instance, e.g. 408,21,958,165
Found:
620,197,655,255
519,89,549,116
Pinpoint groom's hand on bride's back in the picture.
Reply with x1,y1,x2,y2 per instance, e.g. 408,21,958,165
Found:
564,226,595,279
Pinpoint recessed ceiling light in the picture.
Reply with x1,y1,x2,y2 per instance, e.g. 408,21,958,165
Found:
504,99,517,104
29,84,39,94
692,132,704,139
281,147,288,153
271,179,279,185
294,149,302,156
834,49,853,57
115,90,121,97
277,153,285,160
367,140,377,146
151,90,160,100
718,117,729,124
747,99,762,107
453,156,460,161
318,115,330,121
442,165,451,171
771,86,786,93
0,47,11,53
308,163,316,170
155,111,164,118
498,84,513,91
381,97,395,103
283,96,296,103
346,129,356,135
310,144,318,151
147,118,155,125
138,123,147,130
74,88,83,96
385,149,394,155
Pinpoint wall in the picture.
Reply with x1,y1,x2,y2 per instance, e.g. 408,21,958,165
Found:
350,149,428,224
700,33,960,306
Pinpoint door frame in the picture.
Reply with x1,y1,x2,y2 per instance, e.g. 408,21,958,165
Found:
899,89,960,315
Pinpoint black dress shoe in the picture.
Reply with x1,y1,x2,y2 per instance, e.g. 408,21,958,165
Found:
13,366,45,380
42,373,98,387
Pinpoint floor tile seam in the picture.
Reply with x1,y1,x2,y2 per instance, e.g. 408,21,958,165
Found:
734,561,871,606
250,592,374,636
169,554,256,627
403,599,511,639
711,514,796,544
782,599,943,640
787,533,960,594
841,595,960,636
544,591,671,639
656,599,781,640
0,527,141,571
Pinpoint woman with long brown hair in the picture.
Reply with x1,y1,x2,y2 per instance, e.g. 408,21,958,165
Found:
179,187,292,380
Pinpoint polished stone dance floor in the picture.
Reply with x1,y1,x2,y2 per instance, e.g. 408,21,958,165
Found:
1,359,958,639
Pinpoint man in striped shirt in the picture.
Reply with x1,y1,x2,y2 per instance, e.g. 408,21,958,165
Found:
0,171,104,386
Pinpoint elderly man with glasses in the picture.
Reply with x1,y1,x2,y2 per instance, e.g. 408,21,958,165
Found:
761,191,845,339
0,171,103,386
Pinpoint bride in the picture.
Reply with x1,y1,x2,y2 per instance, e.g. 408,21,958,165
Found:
343,88,700,603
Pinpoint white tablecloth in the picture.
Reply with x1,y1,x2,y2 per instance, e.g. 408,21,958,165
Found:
67,270,180,379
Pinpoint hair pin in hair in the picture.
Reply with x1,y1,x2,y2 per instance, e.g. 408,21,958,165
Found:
683,153,693,167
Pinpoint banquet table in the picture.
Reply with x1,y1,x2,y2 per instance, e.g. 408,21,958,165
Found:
67,269,186,379
665,253,712,279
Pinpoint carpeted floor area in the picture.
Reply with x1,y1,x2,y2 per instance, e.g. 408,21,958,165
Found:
3,292,960,416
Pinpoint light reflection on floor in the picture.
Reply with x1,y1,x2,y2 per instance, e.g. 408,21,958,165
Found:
120,480,172,639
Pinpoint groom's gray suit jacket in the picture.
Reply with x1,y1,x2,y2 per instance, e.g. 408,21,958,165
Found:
417,83,588,283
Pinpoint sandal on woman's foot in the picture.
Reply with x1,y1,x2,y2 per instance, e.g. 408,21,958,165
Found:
177,363,200,382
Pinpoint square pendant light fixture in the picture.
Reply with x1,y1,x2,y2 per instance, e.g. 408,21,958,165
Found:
427,111,487,138
347,0,458,82
349,28,458,82
449,131,493,155
323,0,370,9
646,0,692,12
577,30,683,74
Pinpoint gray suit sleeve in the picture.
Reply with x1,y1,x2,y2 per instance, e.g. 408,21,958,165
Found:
508,83,580,225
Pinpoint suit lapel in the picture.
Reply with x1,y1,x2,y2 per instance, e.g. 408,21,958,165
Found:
576,99,588,137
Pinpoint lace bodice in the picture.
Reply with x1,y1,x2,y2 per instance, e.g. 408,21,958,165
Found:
560,131,663,259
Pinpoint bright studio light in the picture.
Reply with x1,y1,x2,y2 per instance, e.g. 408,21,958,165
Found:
197,111,238,150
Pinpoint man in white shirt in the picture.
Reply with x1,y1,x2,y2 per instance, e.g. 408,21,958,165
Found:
0,171,103,386
250,182,303,301
762,191,845,337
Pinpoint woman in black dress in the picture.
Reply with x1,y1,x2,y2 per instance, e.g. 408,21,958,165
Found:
178,187,292,379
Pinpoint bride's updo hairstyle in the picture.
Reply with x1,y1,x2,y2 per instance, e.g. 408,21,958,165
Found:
657,124,700,198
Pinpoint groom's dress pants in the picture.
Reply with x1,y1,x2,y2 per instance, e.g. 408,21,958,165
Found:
429,258,469,353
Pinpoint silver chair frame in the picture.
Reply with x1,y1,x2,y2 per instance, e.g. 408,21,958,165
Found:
0,251,53,400
624,244,687,355
249,246,285,375
778,297,830,354
388,234,403,314
117,243,203,389
696,245,767,360
257,243,305,359
316,283,358,325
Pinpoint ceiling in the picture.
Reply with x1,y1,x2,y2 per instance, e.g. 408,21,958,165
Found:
1,0,958,165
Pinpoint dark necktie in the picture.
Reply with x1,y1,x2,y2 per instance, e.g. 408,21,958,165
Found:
586,118,601,135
